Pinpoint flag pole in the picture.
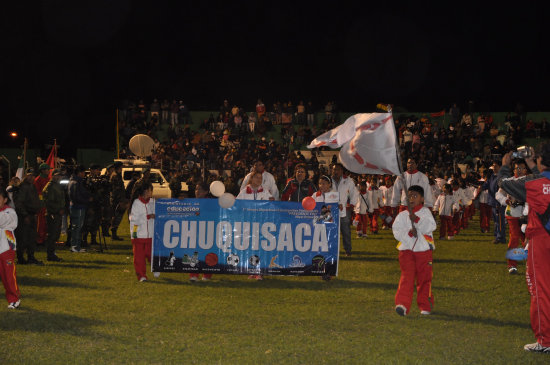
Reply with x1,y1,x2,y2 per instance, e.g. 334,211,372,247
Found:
388,106,419,238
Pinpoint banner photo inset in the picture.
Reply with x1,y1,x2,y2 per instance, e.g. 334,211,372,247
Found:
152,198,340,276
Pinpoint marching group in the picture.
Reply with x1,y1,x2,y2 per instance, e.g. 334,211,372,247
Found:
1,99,550,353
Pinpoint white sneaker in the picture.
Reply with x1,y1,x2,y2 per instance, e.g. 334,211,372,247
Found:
524,342,550,353
71,247,86,253
420,310,431,315
201,277,210,281
189,276,198,282
395,304,407,316
7,300,20,309
509,267,518,275
139,277,147,282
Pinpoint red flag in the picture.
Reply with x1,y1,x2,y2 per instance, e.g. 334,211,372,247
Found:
430,110,445,118
45,141,56,178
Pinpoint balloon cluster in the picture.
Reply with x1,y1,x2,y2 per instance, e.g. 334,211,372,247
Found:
210,181,235,209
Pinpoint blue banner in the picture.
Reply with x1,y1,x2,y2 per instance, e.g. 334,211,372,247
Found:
152,198,340,276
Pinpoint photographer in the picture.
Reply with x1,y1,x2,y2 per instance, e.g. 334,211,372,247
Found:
497,142,550,353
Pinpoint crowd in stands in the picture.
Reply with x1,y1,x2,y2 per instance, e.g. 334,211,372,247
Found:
115,97,549,201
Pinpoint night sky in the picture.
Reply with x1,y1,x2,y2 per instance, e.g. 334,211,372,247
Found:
1,2,548,154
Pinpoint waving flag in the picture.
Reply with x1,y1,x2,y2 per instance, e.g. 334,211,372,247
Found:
430,110,445,118
307,113,400,175
45,140,57,178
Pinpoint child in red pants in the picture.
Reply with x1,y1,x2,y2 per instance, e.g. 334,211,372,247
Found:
0,189,20,309
433,184,458,240
129,182,156,282
392,185,437,316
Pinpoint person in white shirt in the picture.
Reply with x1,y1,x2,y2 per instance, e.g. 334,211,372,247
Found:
391,158,433,214
433,184,459,240
240,160,279,200
129,182,155,282
237,170,273,281
367,177,383,234
331,163,359,256
236,171,274,201
379,176,394,229
393,185,437,316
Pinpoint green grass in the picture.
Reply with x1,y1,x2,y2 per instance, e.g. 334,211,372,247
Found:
1,214,548,364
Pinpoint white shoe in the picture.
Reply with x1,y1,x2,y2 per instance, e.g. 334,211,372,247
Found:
524,342,550,353
7,300,20,309
395,304,407,316
189,276,198,282
420,310,431,315
139,277,147,282
509,267,518,275
71,247,86,253
201,277,210,281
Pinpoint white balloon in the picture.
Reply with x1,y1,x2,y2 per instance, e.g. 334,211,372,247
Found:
218,193,236,209
210,181,226,197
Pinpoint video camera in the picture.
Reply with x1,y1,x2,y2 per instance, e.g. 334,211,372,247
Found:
512,146,532,159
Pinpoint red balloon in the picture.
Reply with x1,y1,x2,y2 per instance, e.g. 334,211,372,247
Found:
302,196,316,211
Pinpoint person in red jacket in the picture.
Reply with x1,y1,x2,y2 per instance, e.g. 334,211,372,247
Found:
281,163,317,202
498,143,550,353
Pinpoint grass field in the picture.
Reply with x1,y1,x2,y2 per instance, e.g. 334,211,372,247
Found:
1,213,548,364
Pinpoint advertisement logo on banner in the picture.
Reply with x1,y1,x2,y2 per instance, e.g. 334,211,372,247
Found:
152,198,340,276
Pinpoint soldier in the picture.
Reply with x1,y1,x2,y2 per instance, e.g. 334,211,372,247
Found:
68,165,92,252
131,167,152,199
14,169,43,265
169,169,183,198
42,169,65,261
100,164,115,237
110,161,127,240
82,164,106,246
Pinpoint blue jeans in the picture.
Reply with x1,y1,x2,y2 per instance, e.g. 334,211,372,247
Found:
492,205,506,242
340,215,352,254
70,206,86,250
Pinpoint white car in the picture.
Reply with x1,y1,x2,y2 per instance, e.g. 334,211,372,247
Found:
101,162,187,199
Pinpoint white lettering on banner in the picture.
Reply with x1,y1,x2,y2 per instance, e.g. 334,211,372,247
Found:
295,223,311,252
543,184,550,194
162,220,330,252
312,224,328,251
277,223,294,251
164,220,179,248
216,221,233,252
198,221,214,249
261,223,277,251
181,221,197,248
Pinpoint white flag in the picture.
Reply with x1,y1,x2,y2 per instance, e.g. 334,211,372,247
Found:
307,113,401,175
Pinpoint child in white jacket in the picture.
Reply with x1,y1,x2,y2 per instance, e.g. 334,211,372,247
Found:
129,182,155,282
393,185,437,316
0,189,20,309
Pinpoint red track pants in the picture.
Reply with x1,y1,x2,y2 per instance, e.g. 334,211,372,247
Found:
439,215,454,239
395,249,434,314
479,203,491,232
526,233,550,347
506,217,524,269
0,249,19,304
132,238,152,280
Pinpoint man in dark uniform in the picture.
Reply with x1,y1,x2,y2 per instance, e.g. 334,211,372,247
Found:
82,164,105,246
100,164,115,237
109,161,127,240
42,168,65,261
169,169,183,198
14,169,43,265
